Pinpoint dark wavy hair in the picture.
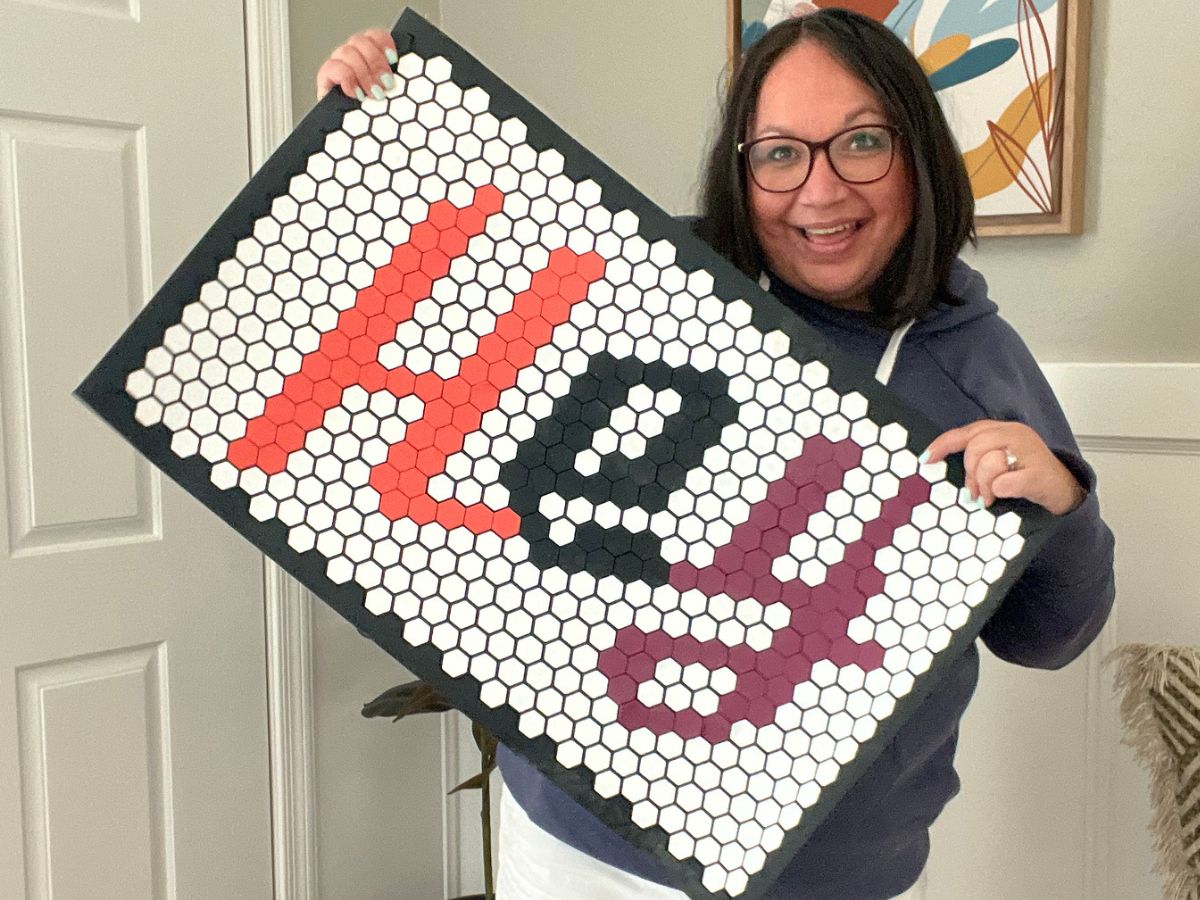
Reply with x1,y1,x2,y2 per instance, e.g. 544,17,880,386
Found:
695,8,975,326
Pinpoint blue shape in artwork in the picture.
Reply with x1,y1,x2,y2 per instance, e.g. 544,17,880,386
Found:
884,0,924,38
742,20,769,51
928,38,1019,91
885,0,1058,44
932,0,1057,42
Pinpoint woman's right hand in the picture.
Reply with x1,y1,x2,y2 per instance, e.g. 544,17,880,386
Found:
315,29,398,102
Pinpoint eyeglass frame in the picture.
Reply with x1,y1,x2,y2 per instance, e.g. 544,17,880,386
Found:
737,124,904,193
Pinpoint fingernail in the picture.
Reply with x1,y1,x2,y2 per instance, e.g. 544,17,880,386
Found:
371,85,385,100
381,73,395,90
917,450,929,466
972,497,986,511
354,87,366,102
386,48,398,65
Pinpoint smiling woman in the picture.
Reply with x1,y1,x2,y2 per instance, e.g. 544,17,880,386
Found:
700,11,973,328
742,41,917,312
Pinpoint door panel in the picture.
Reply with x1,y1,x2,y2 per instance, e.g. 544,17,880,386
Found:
0,1,275,897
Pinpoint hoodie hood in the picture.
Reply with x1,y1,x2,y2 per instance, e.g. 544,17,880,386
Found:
764,257,998,340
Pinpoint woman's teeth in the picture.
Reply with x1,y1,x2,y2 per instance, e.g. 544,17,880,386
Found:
802,223,856,237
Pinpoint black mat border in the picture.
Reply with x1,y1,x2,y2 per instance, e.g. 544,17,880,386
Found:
75,8,1059,899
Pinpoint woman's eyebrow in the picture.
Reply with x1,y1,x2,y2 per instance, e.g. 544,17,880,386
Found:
843,104,886,124
749,107,888,139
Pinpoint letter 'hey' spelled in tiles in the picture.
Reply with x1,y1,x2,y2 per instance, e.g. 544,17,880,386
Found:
77,11,1058,899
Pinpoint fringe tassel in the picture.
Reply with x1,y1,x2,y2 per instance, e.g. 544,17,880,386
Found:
1108,643,1200,900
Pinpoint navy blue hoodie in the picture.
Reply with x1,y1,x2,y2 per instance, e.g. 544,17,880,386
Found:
496,258,1116,899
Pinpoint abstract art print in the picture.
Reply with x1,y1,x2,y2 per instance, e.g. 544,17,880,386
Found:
77,10,1059,899
730,0,1092,235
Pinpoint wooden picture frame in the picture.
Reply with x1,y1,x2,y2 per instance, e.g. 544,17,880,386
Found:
727,0,1092,236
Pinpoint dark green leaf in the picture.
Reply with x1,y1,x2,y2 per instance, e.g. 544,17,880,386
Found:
361,679,453,720
449,772,488,795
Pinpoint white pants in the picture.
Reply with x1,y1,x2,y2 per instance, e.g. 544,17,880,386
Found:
496,787,921,900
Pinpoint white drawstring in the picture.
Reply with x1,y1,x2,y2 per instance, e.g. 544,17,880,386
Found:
757,272,914,387
874,317,914,386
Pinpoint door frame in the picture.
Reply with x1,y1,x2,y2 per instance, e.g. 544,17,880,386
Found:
243,3,319,897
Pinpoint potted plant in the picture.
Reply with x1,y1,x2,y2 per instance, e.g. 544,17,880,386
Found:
363,680,498,900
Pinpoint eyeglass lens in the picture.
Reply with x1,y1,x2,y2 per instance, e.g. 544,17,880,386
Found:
746,126,896,191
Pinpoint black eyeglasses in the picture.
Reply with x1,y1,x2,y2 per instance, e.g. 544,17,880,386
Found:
737,124,902,193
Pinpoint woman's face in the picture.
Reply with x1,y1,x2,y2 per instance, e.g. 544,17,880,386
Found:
747,40,914,310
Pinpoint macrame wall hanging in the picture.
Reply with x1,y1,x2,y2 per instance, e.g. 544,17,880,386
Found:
77,9,1059,898
1111,644,1200,900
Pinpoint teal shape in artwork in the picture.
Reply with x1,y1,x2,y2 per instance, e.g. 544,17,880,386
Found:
927,38,1019,91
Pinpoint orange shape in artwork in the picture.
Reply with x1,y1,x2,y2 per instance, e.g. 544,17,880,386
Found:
348,335,377,365
330,357,361,388
358,361,387,393
463,503,493,534
424,399,453,428
456,206,486,234
576,251,605,282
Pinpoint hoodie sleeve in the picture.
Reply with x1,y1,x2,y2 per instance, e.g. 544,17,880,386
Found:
955,317,1116,670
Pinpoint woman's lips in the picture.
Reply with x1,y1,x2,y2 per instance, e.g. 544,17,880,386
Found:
795,219,865,253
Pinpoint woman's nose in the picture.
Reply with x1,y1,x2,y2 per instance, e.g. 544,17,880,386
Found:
793,148,849,206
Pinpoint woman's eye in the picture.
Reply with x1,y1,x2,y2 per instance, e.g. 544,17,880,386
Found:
846,130,886,152
756,142,801,165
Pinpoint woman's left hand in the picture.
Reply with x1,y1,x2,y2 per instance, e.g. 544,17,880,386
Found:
921,420,1086,516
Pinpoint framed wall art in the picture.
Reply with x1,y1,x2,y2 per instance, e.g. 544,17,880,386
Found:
729,0,1092,236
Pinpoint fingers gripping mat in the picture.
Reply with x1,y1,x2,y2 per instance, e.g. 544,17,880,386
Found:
76,10,1057,899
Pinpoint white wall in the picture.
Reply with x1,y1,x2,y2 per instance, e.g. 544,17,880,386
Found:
438,0,726,218
963,0,1200,362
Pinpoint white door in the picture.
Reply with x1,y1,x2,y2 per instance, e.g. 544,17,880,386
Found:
0,1,274,897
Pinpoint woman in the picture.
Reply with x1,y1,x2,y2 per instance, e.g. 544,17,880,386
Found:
318,10,1114,898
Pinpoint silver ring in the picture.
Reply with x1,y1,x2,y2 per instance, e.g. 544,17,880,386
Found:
1004,448,1018,471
